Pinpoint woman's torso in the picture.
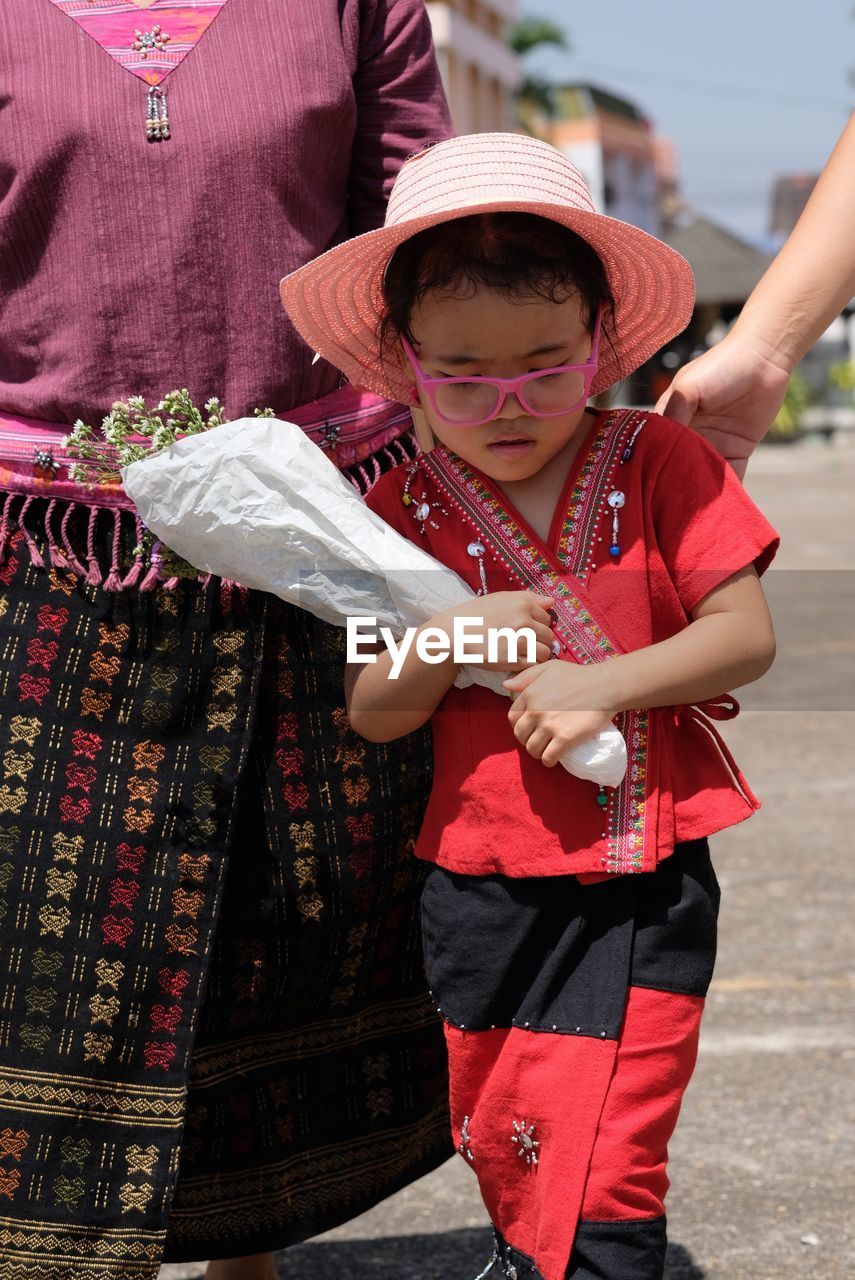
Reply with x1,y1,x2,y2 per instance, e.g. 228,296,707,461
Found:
0,0,444,423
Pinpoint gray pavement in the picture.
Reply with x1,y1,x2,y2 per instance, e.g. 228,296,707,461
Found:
160,440,855,1280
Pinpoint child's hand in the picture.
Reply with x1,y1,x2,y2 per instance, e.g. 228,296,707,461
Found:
504,660,618,766
441,592,555,672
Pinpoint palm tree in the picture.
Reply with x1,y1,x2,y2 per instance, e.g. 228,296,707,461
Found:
507,16,569,128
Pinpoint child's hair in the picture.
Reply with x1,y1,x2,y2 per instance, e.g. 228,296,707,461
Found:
380,212,616,357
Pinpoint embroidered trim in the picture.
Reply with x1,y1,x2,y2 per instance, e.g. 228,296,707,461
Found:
424,453,616,666
557,411,650,875
556,410,637,578
45,1,230,89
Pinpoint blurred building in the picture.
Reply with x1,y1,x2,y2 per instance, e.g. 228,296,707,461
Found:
426,0,521,133
662,214,772,320
541,84,663,234
659,212,772,370
534,82,783,403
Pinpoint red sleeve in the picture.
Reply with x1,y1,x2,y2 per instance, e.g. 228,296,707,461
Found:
651,424,780,615
347,0,454,234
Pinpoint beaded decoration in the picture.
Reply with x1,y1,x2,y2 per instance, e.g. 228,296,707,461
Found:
146,87,171,143
606,489,625,557
401,462,448,533
600,413,644,559
511,1119,540,1166
472,1247,501,1280
322,421,342,448
45,1,231,141
620,416,646,463
458,1115,475,1163
133,26,172,59
467,540,489,595
32,448,60,477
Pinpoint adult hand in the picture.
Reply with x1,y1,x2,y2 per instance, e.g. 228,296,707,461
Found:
655,332,792,480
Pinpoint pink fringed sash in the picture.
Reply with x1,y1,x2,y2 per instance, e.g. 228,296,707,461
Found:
0,387,416,590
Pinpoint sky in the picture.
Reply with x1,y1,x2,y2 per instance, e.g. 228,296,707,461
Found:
520,0,853,246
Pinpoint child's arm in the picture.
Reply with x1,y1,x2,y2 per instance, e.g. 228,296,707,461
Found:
504,566,775,767
345,591,555,742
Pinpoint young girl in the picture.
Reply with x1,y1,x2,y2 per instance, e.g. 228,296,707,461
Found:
279,134,778,1280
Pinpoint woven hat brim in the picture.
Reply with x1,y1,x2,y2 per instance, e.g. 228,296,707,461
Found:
279,201,695,402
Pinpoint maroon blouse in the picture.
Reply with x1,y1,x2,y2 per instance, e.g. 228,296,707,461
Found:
0,0,452,425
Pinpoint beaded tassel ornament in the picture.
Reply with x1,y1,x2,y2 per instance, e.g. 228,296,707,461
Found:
401,462,448,533
467,540,489,595
606,489,625,557
146,86,171,142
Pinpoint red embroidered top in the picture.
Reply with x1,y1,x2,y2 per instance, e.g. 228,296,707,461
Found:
365,411,779,879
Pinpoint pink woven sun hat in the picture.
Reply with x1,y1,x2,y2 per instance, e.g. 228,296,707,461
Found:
279,132,695,401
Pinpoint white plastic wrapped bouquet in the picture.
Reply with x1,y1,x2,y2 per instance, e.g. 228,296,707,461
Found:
123,417,627,787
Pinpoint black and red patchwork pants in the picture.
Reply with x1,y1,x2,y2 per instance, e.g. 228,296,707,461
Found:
420,839,719,1280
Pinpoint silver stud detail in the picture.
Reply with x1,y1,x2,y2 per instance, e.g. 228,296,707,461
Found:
33,447,59,475
458,1114,475,1163
511,1119,540,1166
133,24,171,58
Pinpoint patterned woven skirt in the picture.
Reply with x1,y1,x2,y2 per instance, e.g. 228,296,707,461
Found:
0,499,450,1278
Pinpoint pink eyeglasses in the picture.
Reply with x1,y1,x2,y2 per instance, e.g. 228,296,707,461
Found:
401,308,601,427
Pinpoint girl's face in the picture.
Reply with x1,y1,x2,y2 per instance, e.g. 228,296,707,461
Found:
402,287,595,482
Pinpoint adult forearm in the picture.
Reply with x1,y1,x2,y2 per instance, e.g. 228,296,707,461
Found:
731,113,855,372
